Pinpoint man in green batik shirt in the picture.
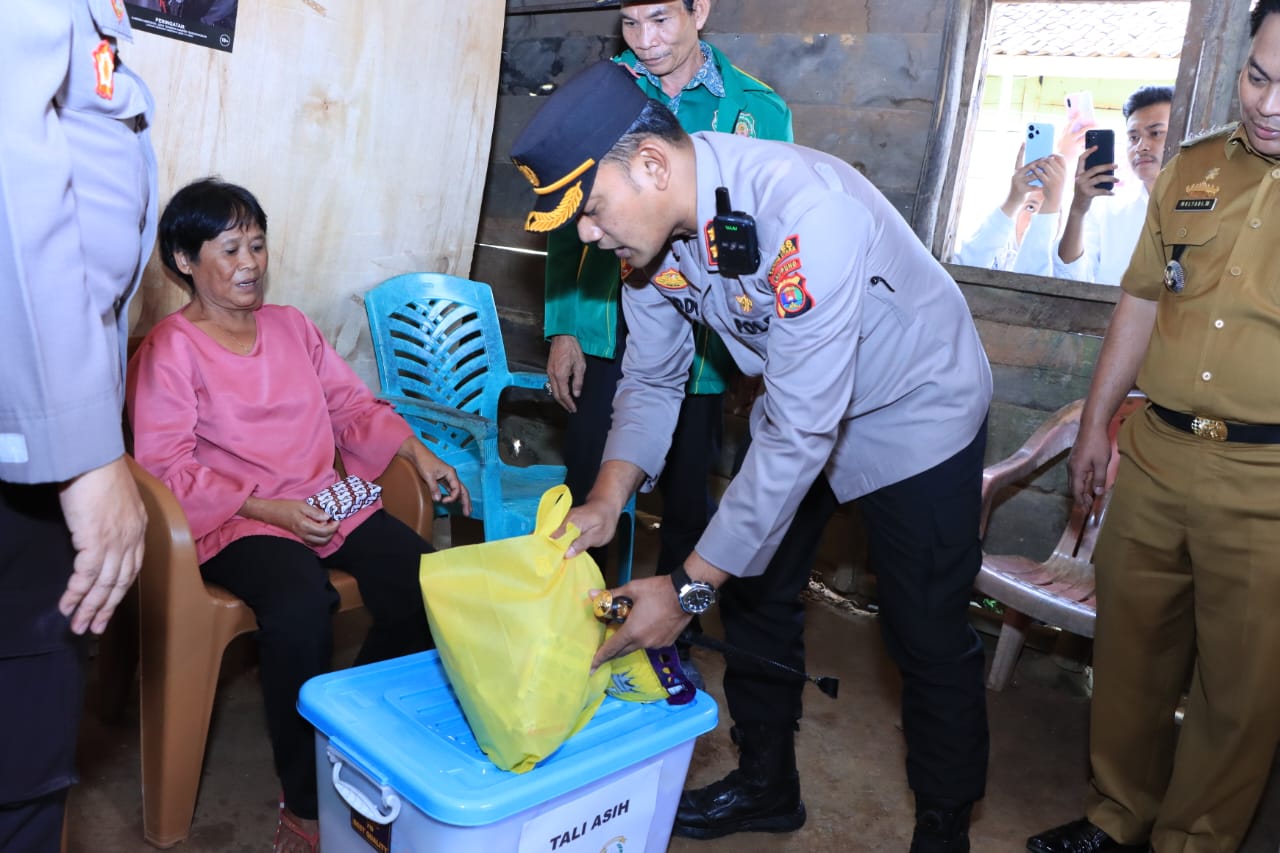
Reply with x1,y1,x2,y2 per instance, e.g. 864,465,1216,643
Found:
542,0,792,616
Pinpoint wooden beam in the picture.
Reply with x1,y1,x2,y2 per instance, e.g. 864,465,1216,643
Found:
1170,0,1251,157
913,0,985,256
508,0,618,13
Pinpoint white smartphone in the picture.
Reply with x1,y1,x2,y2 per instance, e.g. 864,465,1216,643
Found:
1024,122,1055,186
1065,91,1096,134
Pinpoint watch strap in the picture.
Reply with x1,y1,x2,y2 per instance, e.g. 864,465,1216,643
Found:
670,565,693,595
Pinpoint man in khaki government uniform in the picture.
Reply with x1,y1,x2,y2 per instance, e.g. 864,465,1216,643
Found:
1029,2,1280,851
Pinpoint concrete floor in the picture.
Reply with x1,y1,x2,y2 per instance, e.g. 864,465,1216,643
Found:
68,514,1280,852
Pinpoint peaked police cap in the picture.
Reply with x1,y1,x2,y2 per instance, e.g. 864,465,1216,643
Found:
510,60,651,233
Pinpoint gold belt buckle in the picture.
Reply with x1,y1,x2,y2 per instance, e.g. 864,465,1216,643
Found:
1190,416,1228,441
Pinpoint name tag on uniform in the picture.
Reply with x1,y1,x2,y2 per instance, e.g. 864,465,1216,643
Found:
1174,198,1216,212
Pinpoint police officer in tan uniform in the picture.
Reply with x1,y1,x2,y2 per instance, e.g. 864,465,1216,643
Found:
1029,3,1280,851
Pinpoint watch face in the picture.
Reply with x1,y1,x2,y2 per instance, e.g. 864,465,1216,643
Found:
680,582,716,614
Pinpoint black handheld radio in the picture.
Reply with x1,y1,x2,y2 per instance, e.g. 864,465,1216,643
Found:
712,187,760,277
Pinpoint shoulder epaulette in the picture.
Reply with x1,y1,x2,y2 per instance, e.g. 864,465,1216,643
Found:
1180,122,1237,149
729,64,778,93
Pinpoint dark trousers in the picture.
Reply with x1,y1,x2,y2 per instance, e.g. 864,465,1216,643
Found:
0,482,87,852
722,421,990,807
562,320,722,577
200,510,433,819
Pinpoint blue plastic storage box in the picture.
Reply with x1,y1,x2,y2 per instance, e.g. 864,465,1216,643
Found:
298,650,718,853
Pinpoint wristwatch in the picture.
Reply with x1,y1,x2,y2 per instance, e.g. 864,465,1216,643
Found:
670,566,717,615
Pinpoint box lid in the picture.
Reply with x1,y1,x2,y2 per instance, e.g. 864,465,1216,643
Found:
298,650,718,827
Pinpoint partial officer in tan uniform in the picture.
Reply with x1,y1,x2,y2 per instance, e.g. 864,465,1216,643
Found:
1029,3,1280,851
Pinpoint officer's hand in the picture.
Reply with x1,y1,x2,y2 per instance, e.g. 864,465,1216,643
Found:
547,335,586,413
1067,422,1113,509
590,575,691,671
58,456,147,635
555,498,620,558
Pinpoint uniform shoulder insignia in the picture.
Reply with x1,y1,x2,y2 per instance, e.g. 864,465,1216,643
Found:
730,64,778,93
1180,122,1237,149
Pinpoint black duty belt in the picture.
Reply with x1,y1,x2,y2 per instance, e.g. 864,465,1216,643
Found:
1149,402,1280,443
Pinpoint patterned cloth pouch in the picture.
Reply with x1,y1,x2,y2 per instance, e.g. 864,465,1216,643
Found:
306,474,381,521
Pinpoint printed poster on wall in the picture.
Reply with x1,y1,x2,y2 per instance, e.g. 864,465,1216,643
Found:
125,1,238,53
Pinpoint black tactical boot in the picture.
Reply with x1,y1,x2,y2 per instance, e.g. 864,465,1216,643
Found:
910,799,973,852
672,722,806,839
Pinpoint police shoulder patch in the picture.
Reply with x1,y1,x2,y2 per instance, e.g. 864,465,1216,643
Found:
703,220,719,267
774,276,814,318
768,235,801,288
653,268,690,290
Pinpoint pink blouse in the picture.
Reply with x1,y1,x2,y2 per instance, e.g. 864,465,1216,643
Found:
127,304,413,564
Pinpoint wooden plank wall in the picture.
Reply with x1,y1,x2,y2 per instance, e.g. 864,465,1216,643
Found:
478,0,951,367
124,0,507,386
954,268,1118,556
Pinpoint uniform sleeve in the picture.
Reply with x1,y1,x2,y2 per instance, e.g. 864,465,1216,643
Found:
698,193,866,577
1120,165,1175,300
295,310,411,482
1010,212,1058,277
544,226,586,340
602,283,697,487
767,98,795,143
127,335,257,542
0,4,125,484
952,207,1016,269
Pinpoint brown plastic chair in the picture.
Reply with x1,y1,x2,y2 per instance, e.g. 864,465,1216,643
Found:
124,455,433,848
977,390,1146,691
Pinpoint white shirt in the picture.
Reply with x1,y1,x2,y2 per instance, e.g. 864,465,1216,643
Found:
952,206,1059,276
1053,183,1151,286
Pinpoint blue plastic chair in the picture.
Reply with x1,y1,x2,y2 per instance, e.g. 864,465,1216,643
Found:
365,273,634,582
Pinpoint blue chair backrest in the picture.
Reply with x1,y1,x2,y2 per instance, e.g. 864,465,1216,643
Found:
366,273,512,431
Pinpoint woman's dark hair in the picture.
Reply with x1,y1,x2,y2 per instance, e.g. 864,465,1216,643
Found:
158,178,267,291
1252,0,1280,37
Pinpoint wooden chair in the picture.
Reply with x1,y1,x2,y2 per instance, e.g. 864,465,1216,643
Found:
122,455,433,848
977,391,1146,691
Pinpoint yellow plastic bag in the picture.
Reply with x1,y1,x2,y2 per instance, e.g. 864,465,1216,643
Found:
418,485,612,773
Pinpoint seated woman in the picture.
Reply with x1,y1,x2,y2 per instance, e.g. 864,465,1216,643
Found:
127,178,471,853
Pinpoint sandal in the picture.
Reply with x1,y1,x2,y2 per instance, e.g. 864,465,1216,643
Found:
273,793,320,853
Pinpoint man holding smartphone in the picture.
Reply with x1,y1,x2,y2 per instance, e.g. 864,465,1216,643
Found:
1029,3,1280,850
1053,85,1173,286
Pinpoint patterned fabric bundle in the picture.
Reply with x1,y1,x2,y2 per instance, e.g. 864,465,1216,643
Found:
306,474,381,521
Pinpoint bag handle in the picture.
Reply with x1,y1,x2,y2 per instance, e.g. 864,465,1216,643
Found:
535,485,579,552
